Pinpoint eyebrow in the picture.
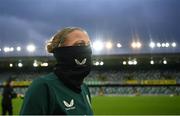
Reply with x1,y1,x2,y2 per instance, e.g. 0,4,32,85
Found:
73,40,90,46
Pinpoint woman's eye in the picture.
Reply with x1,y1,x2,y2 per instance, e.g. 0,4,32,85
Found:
74,42,86,46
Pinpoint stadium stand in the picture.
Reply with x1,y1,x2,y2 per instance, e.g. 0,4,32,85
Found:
0,53,180,96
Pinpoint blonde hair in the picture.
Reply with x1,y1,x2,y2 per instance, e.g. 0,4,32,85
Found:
46,27,88,53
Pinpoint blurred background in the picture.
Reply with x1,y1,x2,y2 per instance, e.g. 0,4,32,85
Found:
0,0,180,115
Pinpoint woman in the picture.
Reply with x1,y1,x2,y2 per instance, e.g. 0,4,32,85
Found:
20,27,93,115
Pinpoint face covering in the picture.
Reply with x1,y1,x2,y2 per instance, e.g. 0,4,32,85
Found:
53,45,92,93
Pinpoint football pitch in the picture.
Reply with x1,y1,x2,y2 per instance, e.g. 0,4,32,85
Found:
0,96,180,115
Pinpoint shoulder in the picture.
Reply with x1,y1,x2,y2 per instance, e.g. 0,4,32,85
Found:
27,73,57,92
31,73,58,85
81,83,90,94
20,73,57,115
81,83,89,90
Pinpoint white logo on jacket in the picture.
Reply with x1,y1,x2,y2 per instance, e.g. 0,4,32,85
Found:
75,58,87,65
63,99,75,110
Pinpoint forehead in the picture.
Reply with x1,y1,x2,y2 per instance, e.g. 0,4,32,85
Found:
65,30,90,42
67,30,89,38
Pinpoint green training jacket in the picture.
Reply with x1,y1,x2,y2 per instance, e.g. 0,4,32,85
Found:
20,73,93,115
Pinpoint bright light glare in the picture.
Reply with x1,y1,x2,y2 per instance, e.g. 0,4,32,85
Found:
100,61,104,65
9,63,13,67
157,43,161,48
10,47,14,52
18,63,23,67
95,61,99,66
123,61,127,65
33,62,38,67
172,42,176,47
16,46,21,51
131,42,142,49
131,42,136,48
163,60,167,64
27,44,36,52
105,42,113,49
92,41,104,51
162,43,166,47
165,43,170,47
150,60,154,65
117,43,122,48
136,42,142,48
128,61,133,65
4,47,10,52
41,62,48,67
149,42,155,48
133,60,137,65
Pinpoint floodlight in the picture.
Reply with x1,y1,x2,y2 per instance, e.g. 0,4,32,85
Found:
92,41,104,51
100,61,104,65
131,42,136,48
157,43,161,48
163,60,167,64
9,63,13,67
95,61,99,66
172,42,176,47
41,62,48,67
117,43,122,48
131,42,142,49
33,62,38,67
123,61,127,65
105,41,113,49
4,47,10,52
18,63,23,67
133,60,137,65
165,43,170,48
162,43,166,47
136,42,142,48
150,60,154,65
16,46,21,51
149,42,155,48
128,61,133,65
27,44,36,52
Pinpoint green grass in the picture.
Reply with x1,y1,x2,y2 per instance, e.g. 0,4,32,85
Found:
0,96,180,115
92,96,180,115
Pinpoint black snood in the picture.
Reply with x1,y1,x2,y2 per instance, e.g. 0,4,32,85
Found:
53,45,92,93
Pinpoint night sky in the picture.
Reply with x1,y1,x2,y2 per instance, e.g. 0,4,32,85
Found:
0,0,180,56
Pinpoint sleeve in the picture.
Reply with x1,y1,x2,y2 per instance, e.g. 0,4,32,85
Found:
20,78,50,115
